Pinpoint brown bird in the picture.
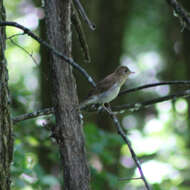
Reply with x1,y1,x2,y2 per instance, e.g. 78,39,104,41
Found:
79,65,134,110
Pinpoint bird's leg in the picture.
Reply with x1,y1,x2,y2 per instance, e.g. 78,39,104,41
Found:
97,104,110,113
102,104,116,115
97,104,103,112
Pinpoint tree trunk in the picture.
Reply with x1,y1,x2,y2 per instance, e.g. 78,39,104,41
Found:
0,1,13,190
44,0,90,189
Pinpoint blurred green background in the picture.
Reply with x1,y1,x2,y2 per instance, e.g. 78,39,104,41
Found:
4,0,190,189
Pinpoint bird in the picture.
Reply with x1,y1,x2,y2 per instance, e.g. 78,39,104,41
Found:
79,65,134,110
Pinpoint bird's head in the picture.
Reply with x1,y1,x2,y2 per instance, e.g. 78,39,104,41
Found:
115,65,134,76
114,65,134,86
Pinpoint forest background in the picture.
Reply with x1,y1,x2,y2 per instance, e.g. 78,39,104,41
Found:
2,0,190,189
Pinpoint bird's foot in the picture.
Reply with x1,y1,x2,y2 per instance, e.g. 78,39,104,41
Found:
102,104,117,115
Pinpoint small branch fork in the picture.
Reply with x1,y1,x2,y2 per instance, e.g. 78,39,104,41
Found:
166,0,190,31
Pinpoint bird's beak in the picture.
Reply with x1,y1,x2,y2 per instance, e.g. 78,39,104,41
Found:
129,71,135,74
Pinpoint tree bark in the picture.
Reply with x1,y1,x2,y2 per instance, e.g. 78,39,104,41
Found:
44,0,90,189
0,1,13,190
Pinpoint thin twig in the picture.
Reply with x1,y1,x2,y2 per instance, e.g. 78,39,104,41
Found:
73,0,95,30
119,80,190,96
71,3,91,63
166,0,190,31
119,177,142,181
8,38,38,65
13,107,54,124
0,21,96,87
7,33,49,81
114,89,190,112
6,32,24,40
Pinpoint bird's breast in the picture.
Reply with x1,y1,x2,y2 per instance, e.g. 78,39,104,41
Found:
96,83,120,104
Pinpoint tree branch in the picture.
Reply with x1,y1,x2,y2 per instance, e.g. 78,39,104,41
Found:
119,80,190,96
72,0,95,30
0,21,96,87
13,107,54,124
114,89,190,112
107,106,151,190
6,32,23,40
166,0,190,31
71,3,91,63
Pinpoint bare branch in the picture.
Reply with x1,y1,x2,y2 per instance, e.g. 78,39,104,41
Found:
73,0,95,30
0,21,96,87
107,106,151,190
166,0,190,31
71,3,91,63
13,107,54,124
114,89,190,112
119,80,190,96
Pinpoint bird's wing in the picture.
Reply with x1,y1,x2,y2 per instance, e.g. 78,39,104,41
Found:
88,73,117,97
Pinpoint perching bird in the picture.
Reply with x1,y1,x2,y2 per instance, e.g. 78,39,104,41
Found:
79,65,134,110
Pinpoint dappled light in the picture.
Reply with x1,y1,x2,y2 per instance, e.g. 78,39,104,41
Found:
1,0,190,189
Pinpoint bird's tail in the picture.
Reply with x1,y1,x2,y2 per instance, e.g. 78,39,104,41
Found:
79,97,95,110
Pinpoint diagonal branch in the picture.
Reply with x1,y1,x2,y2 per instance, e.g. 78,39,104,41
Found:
107,106,151,190
0,21,96,87
73,0,95,30
71,2,91,63
6,32,23,40
166,0,190,30
119,80,190,96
